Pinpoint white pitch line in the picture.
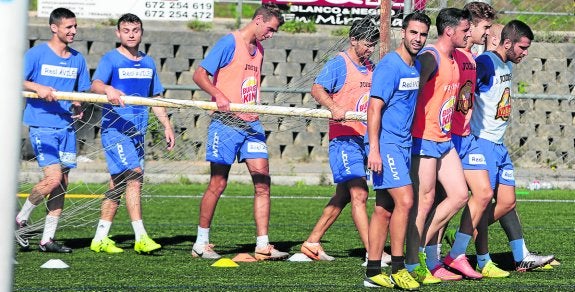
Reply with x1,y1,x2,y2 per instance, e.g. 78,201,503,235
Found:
143,194,575,203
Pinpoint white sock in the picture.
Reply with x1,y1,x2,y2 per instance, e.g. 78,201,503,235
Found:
131,220,147,241
522,241,530,257
93,219,112,241
196,226,210,245
41,215,58,244
256,235,269,249
17,199,37,223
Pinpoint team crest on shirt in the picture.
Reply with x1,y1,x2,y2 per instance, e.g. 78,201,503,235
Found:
495,87,511,121
356,92,370,126
439,96,455,133
241,77,258,104
456,80,473,115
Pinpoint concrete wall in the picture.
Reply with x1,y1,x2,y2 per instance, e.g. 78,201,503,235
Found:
22,26,575,168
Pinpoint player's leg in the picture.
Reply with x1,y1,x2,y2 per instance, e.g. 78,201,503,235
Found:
193,118,241,259
426,149,467,280
442,169,491,279
17,127,66,236
347,177,370,254
34,127,76,253
91,176,124,254
302,183,349,260
364,190,394,288
405,154,441,284
497,185,555,271
242,120,288,261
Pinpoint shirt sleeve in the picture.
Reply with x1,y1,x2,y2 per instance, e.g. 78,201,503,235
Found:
475,54,494,95
370,55,398,105
92,53,113,84
76,54,91,92
313,55,347,94
23,49,37,82
151,61,164,96
200,34,236,76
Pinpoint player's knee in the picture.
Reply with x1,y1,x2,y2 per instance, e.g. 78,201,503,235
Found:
104,189,122,204
123,169,143,183
395,195,413,211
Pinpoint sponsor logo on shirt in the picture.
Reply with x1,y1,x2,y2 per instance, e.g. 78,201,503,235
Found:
496,87,511,121
468,153,486,165
118,68,153,79
456,80,473,115
502,169,514,181
439,96,455,133
399,77,419,90
247,141,267,153
356,93,370,126
241,76,258,104
41,64,78,79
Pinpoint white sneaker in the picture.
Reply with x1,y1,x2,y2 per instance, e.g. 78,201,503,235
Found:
254,244,289,261
192,243,222,259
362,252,389,267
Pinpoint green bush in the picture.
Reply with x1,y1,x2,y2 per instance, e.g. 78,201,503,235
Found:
187,20,212,32
331,27,350,37
280,20,317,34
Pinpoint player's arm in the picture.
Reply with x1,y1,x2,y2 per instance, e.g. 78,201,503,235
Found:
91,79,126,107
366,97,385,173
416,52,437,95
311,84,346,121
151,97,175,151
311,57,346,120
192,67,230,112
193,35,235,112
23,81,57,102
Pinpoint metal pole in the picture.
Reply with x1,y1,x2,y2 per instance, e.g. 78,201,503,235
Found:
0,0,27,290
236,0,243,28
404,0,413,16
379,0,392,59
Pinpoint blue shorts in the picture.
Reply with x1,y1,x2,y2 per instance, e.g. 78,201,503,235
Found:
476,137,515,189
29,126,76,168
101,129,145,175
452,134,488,170
411,138,454,158
206,118,268,165
370,143,412,189
329,136,367,183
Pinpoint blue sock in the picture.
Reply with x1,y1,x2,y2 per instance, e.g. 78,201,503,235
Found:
509,238,526,262
425,245,441,270
406,263,419,272
449,232,472,259
476,253,491,269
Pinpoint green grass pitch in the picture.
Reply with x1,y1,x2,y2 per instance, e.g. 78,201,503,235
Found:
13,183,575,290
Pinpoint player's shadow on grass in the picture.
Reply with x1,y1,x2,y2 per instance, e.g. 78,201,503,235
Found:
61,234,194,251
225,241,302,255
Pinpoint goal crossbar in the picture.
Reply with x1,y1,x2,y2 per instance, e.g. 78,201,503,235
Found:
22,91,367,121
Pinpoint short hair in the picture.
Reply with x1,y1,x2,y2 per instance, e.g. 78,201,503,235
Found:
49,7,76,25
436,8,471,35
463,1,497,24
349,17,380,43
402,10,432,31
253,3,285,26
117,13,143,30
500,19,534,45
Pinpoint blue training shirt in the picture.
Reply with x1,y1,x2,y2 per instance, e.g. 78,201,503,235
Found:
314,53,371,94
200,34,237,75
93,49,163,134
23,43,91,128
368,51,420,147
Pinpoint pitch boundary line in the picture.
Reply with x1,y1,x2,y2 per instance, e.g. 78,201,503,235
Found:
17,193,575,203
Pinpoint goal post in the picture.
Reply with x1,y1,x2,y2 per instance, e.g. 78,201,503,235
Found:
1,0,28,290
